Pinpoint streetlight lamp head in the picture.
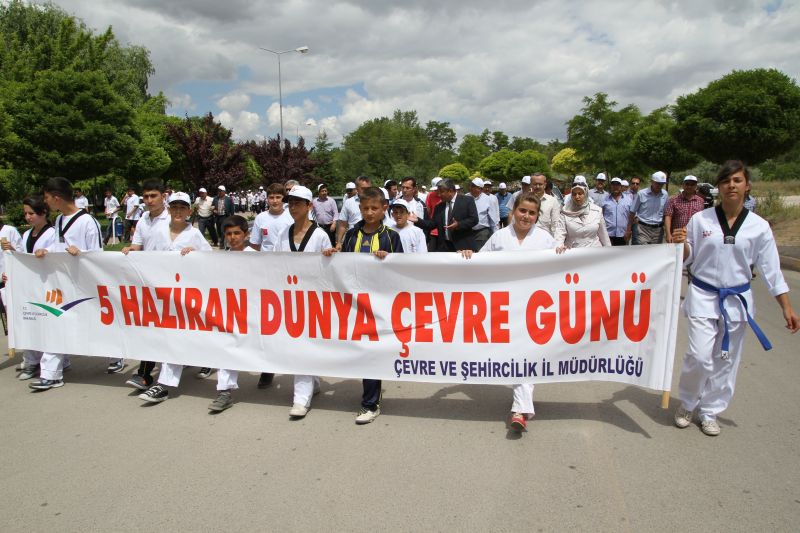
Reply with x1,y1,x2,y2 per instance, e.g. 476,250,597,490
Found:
296,46,310,54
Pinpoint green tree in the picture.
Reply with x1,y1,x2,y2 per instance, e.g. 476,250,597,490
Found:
551,147,582,176
309,130,342,186
438,162,470,184
673,68,800,165
425,120,457,170
631,107,700,181
758,142,800,181
6,69,137,182
507,150,550,180
489,130,509,152
477,149,516,181
508,136,544,153
457,133,491,170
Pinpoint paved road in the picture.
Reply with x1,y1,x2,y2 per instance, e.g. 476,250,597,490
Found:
1,271,799,532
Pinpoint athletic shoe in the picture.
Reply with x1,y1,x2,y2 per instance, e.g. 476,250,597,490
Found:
197,367,213,379
701,419,721,436
208,391,233,412
674,406,694,429
28,379,64,390
257,373,274,389
289,404,309,418
510,413,527,431
107,360,126,373
125,374,151,390
355,407,380,425
18,365,39,381
139,385,169,403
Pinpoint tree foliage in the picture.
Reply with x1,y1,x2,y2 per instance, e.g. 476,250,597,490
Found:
244,135,320,187
673,68,800,165
551,147,582,176
457,133,491,171
438,162,470,183
507,150,550,179
631,107,700,180
477,149,516,181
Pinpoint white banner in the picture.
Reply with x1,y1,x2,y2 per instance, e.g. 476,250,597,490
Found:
6,245,683,390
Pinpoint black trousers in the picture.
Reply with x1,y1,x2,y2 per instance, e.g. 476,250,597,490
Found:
362,379,381,410
610,236,627,246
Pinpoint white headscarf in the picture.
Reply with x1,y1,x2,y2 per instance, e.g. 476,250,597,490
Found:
562,184,591,218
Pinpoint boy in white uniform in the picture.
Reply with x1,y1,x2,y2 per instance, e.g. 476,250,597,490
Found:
29,177,117,390
390,199,427,254
138,192,213,403
273,186,329,418
672,160,799,436
121,179,170,390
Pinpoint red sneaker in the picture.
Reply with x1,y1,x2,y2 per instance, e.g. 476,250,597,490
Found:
510,413,527,431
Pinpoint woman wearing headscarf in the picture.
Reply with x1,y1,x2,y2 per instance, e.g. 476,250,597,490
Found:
554,177,611,252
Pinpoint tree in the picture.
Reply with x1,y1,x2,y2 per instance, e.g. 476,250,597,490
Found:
631,107,700,181
425,120,457,170
758,142,800,181
673,68,800,165
508,136,544,153
506,150,550,180
477,149,516,181
245,136,320,186
166,113,247,192
566,92,643,175
457,133,491,170
6,69,137,182
438,162,470,183
309,131,341,185
551,147,582,176
489,130,509,152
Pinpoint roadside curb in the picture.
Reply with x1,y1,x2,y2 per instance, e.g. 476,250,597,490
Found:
780,255,800,272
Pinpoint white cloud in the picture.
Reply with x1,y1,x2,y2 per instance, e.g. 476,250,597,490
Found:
167,93,195,112
56,0,800,142
218,110,262,140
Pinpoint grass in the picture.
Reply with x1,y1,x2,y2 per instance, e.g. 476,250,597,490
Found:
756,191,800,225
750,180,800,197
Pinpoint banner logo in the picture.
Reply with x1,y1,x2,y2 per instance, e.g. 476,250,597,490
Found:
28,289,94,317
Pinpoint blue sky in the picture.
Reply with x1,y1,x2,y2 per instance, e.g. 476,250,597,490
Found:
56,0,800,145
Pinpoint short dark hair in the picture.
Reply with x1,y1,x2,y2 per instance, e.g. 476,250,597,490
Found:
359,186,384,204
267,183,284,195
384,179,397,189
222,215,248,233
401,176,417,187
23,195,50,217
142,179,165,193
44,177,74,201
438,179,457,192
715,160,750,185
356,175,371,186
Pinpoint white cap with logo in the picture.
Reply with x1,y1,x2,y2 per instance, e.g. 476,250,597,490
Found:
287,185,313,202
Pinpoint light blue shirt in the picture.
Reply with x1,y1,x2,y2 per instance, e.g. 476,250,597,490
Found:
589,188,609,206
631,187,668,225
472,192,500,232
602,194,633,237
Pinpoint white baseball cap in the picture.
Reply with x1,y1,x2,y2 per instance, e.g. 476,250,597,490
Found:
380,187,390,200
455,184,461,190
471,177,484,188
621,179,630,187
573,175,588,186
499,182,507,189
521,175,532,184
287,185,313,202
483,179,492,185
596,172,607,181
168,192,191,206
345,182,356,189
651,171,667,183
683,174,698,183
431,177,443,188
218,185,226,191
198,187,207,193
610,177,622,184
391,198,410,211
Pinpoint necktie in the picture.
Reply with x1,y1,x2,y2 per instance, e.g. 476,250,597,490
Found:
445,201,453,240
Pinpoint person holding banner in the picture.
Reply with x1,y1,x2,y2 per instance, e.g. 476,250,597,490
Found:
460,192,556,432
274,186,330,418
671,160,799,436
4,196,54,380
138,192,213,404
324,186,403,424
29,177,115,391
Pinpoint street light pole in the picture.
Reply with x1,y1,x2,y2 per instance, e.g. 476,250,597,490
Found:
259,46,309,144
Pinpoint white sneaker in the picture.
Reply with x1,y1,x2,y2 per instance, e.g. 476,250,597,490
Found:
674,406,694,428
701,419,721,436
289,404,309,418
355,407,380,425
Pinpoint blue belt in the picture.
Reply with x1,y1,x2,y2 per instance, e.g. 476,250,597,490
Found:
690,277,772,358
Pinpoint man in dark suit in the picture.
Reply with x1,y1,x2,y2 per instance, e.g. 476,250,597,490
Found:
212,185,235,248
431,179,479,252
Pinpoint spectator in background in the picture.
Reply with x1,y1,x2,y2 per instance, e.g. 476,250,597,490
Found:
496,182,512,228
193,187,217,247
664,175,705,244
74,188,89,212
589,173,610,205
123,185,140,243
212,185,234,248
312,183,339,246
625,176,642,244
529,172,560,237
432,179,478,252
102,188,120,245
630,171,668,245
469,177,500,251
345,182,357,199
504,175,533,224
602,177,633,246
425,177,444,251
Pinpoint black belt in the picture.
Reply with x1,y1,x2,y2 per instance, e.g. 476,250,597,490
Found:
639,221,663,228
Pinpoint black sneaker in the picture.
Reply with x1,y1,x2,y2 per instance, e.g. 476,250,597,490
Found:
197,367,213,379
18,365,40,381
107,359,126,373
29,379,64,391
125,374,151,390
208,391,233,412
257,373,274,389
138,384,169,403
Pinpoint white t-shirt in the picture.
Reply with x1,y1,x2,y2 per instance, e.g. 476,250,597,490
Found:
74,195,89,210
481,224,556,252
194,196,214,218
338,195,362,229
250,210,293,251
274,224,331,253
394,224,428,254
156,223,213,252
125,194,141,220
131,209,171,250
50,211,102,253
104,196,120,217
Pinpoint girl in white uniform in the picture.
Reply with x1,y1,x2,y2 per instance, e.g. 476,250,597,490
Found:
461,192,557,433
672,160,799,436
30,178,104,391
273,186,330,418
138,192,212,403
5,196,56,380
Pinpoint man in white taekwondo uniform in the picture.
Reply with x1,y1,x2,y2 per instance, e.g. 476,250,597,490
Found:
469,177,499,251
29,177,121,391
671,160,799,437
